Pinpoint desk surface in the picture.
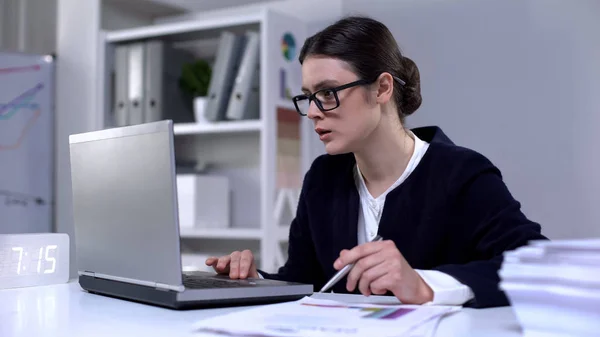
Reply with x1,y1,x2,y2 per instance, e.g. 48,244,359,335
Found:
0,281,523,337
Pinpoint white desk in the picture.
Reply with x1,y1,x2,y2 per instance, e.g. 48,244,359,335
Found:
0,281,523,337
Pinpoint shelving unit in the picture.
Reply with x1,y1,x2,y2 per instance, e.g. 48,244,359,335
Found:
179,227,262,239
97,8,308,273
173,120,262,135
179,226,290,241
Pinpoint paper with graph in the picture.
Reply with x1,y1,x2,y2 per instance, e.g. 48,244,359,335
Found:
192,296,459,337
0,52,54,233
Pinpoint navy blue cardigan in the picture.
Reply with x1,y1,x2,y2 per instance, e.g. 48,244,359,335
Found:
260,126,547,308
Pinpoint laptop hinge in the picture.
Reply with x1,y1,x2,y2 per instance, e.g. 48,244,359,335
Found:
78,271,184,292
155,282,176,292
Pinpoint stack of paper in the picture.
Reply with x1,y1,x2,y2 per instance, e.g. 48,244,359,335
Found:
192,295,460,337
499,238,600,337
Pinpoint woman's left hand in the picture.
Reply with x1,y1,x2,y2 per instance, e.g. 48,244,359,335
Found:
333,239,434,304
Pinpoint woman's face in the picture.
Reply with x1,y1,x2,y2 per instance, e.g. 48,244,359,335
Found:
301,56,383,155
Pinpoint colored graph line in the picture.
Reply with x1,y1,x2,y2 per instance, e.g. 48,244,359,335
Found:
0,102,38,117
0,83,43,118
0,64,40,75
300,303,415,320
0,109,40,151
0,83,44,151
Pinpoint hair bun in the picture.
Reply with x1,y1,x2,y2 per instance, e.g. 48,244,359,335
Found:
399,57,422,116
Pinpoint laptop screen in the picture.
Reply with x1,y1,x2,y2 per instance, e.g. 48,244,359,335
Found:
68,121,183,288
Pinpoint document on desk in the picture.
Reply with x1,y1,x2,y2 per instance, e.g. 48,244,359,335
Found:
309,292,403,305
192,296,460,337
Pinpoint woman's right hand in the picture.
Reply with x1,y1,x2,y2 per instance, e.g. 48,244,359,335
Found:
205,250,259,279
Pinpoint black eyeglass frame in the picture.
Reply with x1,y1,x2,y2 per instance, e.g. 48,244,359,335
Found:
291,74,406,116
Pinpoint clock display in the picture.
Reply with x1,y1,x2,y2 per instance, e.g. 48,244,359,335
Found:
0,233,70,289
5,245,58,275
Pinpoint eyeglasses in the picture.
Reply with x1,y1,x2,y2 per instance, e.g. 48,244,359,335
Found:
291,75,405,116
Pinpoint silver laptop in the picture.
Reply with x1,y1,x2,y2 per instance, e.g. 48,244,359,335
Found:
68,120,312,309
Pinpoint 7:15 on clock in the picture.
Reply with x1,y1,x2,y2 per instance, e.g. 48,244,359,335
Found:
10,245,58,275
0,233,70,289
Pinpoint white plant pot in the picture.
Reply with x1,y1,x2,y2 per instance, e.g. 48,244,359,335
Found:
194,96,208,124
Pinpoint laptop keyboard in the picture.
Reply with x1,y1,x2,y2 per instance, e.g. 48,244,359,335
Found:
182,274,257,289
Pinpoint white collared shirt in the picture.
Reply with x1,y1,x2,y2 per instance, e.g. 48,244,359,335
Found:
354,132,475,305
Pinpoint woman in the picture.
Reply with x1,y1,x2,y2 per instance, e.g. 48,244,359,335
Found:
206,16,547,308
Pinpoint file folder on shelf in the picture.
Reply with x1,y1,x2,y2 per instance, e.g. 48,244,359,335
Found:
113,40,195,126
226,31,260,121
144,40,195,124
127,42,145,125
114,45,129,127
203,31,246,121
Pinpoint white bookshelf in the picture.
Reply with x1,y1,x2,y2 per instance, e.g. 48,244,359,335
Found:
173,120,262,135
179,226,290,241
179,228,262,239
97,8,309,273
105,13,265,43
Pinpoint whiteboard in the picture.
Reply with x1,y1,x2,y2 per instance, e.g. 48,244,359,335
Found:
0,52,54,234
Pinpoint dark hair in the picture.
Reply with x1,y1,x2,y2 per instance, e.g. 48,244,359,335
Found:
298,16,422,121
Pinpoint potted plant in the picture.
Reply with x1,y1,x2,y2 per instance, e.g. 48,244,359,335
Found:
179,59,212,123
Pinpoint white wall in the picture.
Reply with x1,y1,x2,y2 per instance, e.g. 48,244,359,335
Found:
154,0,342,25
342,0,600,240
567,0,600,239
101,0,154,30
0,0,57,54
24,0,57,54
0,0,22,51
56,0,103,276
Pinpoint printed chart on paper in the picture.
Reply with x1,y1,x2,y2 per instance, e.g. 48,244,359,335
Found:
193,296,460,337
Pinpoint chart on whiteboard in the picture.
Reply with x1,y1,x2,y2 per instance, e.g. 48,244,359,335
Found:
0,53,54,234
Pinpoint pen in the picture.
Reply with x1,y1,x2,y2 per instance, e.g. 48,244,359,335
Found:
319,235,384,293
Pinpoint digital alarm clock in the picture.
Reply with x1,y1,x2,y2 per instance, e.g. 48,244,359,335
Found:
0,233,70,289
